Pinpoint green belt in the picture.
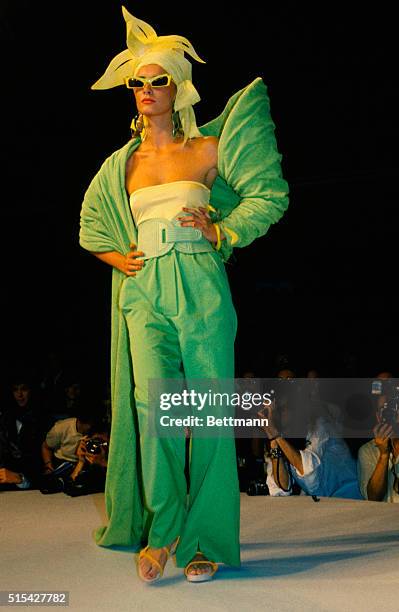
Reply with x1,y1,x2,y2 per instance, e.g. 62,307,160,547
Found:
137,217,214,260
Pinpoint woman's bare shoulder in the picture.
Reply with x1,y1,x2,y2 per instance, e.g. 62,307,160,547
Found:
198,135,219,148
190,135,219,148
190,136,219,163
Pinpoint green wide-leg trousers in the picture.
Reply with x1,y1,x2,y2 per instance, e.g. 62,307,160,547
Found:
118,249,241,568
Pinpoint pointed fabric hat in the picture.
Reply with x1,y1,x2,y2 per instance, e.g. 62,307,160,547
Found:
91,6,205,141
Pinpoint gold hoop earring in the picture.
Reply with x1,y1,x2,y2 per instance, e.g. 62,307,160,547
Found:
131,113,144,138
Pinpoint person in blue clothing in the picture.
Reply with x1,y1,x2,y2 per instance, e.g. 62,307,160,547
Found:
260,384,362,498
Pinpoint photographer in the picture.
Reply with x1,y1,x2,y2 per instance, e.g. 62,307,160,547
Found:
64,430,109,497
259,382,361,499
358,384,399,502
40,409,99,493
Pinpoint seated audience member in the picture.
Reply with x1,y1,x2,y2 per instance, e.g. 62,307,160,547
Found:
276,368,295,381
40,409,98,493
0,374,44,490
259,380,362,499
344,371,392,459
64,428,109,497
358,381,399,502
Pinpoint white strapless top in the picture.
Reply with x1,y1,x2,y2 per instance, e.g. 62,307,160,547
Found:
129,180,210,226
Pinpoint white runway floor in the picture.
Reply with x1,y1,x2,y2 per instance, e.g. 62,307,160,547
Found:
1,491,399,611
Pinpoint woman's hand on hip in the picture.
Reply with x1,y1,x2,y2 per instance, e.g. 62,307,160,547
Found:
178,206,218,243
122,243,145,276
91,249,144,275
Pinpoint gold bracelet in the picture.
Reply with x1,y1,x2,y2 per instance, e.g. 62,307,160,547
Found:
214,223,221,251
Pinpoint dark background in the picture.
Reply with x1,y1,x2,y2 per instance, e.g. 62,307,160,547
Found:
1,1,397,391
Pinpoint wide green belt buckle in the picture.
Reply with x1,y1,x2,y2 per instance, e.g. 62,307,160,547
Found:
166,224,202,243
137,218,213,259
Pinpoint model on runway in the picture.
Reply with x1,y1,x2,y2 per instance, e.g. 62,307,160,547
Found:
80,6,288,583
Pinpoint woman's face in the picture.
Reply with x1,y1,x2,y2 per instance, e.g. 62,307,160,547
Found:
132,64,176,118
12,384,31,408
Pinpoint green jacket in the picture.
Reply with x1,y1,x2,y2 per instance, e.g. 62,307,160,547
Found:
79,77,289,548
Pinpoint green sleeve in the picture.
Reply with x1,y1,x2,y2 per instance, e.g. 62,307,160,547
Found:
218,79,289,248
200,78,289,254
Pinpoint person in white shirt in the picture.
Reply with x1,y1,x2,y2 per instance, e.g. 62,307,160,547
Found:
41,413,93,472
358,391,399,502
260,386,361,499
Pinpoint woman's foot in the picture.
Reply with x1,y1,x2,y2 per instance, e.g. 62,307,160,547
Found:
138,537,179,583
138,546,169,582
184,551,218,583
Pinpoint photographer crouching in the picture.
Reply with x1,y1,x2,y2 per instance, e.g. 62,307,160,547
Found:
258,380,361,499
358,379,399,502
64,429,109,497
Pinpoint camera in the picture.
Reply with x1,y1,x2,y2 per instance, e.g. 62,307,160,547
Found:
371,379,399,428
85,437,109,455
246,479,269,496
381,399,399,428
